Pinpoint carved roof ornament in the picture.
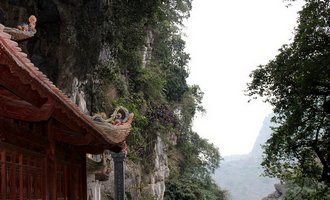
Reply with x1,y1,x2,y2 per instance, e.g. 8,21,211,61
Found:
92,106,134,145
3,15,37,41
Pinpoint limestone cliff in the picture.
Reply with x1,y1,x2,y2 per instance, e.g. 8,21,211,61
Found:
0,0,112,112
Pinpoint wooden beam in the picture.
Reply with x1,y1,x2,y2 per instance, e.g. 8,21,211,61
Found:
0,94,54,121
75,143,123,154
53,129,93,146
50,116,106,146
0,66,48,107
52,108,85,133
0,120,48,150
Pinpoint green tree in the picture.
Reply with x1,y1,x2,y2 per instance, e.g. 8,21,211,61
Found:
165,131,227,200
246,0,330,193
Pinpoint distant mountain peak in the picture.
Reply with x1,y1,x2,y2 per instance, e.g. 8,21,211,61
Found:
214,114,278,200
249,114,273,157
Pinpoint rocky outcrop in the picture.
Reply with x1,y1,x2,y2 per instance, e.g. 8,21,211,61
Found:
88,136,169,200
141,135,170,200
142,27,154,68
262,183,285,200
0,0,108,112
70,77,89,114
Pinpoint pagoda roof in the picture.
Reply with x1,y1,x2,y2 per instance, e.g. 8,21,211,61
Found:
0,24,125,153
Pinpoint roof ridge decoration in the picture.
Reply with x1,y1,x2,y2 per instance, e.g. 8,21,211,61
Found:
0,24,133,149
92,107,134,144
3,15,37,41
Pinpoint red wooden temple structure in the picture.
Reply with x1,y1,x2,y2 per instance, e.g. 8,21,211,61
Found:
0,24,125,199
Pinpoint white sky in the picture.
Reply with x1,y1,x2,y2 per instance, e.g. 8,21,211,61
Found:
185,0,302,156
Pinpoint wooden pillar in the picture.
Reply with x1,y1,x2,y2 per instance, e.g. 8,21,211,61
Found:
111,152,126,200
19,153,23,200
43,155,48,200
47,120,57,200
1,150,6,199
10,151,16,199
81,154,87,200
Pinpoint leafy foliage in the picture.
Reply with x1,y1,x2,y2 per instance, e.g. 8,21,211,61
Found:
165,176,228,200
137,67,166,102
283,179,330,200
177,131,220,176
164,130,227,200
246,0,330,194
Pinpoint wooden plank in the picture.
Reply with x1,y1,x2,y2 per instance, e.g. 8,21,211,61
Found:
19,153,23,200
27,155,31,200
0,91,54,122
10,151,16,200
0,67,48,108
43,157,48,200
0,142,44,157
1,150,6,200
0,66,48,108
75,144,116,154
53,130,92,146
47,120,57,200
0,142,47,200
0,120,48,150
52,109,85,133
64,165,68,200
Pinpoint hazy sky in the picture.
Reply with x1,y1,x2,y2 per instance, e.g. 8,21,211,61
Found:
185,0,302,156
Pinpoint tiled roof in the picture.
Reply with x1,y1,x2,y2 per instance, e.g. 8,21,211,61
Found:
0,24,117,146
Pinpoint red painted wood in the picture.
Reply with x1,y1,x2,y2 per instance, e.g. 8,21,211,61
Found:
0,137,92,200
0,93,54,121
48,121,57,200
0,146,45,199
10,151,16,200
0,120,48,150
52,108,86,134
19,154,23,200
43,157,47,200
1,150,6,200
54,131,92,146
0,66,48,108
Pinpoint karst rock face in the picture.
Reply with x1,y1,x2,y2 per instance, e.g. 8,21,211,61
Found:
98,136,169,200
0,1,168,199
0,0,106,112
